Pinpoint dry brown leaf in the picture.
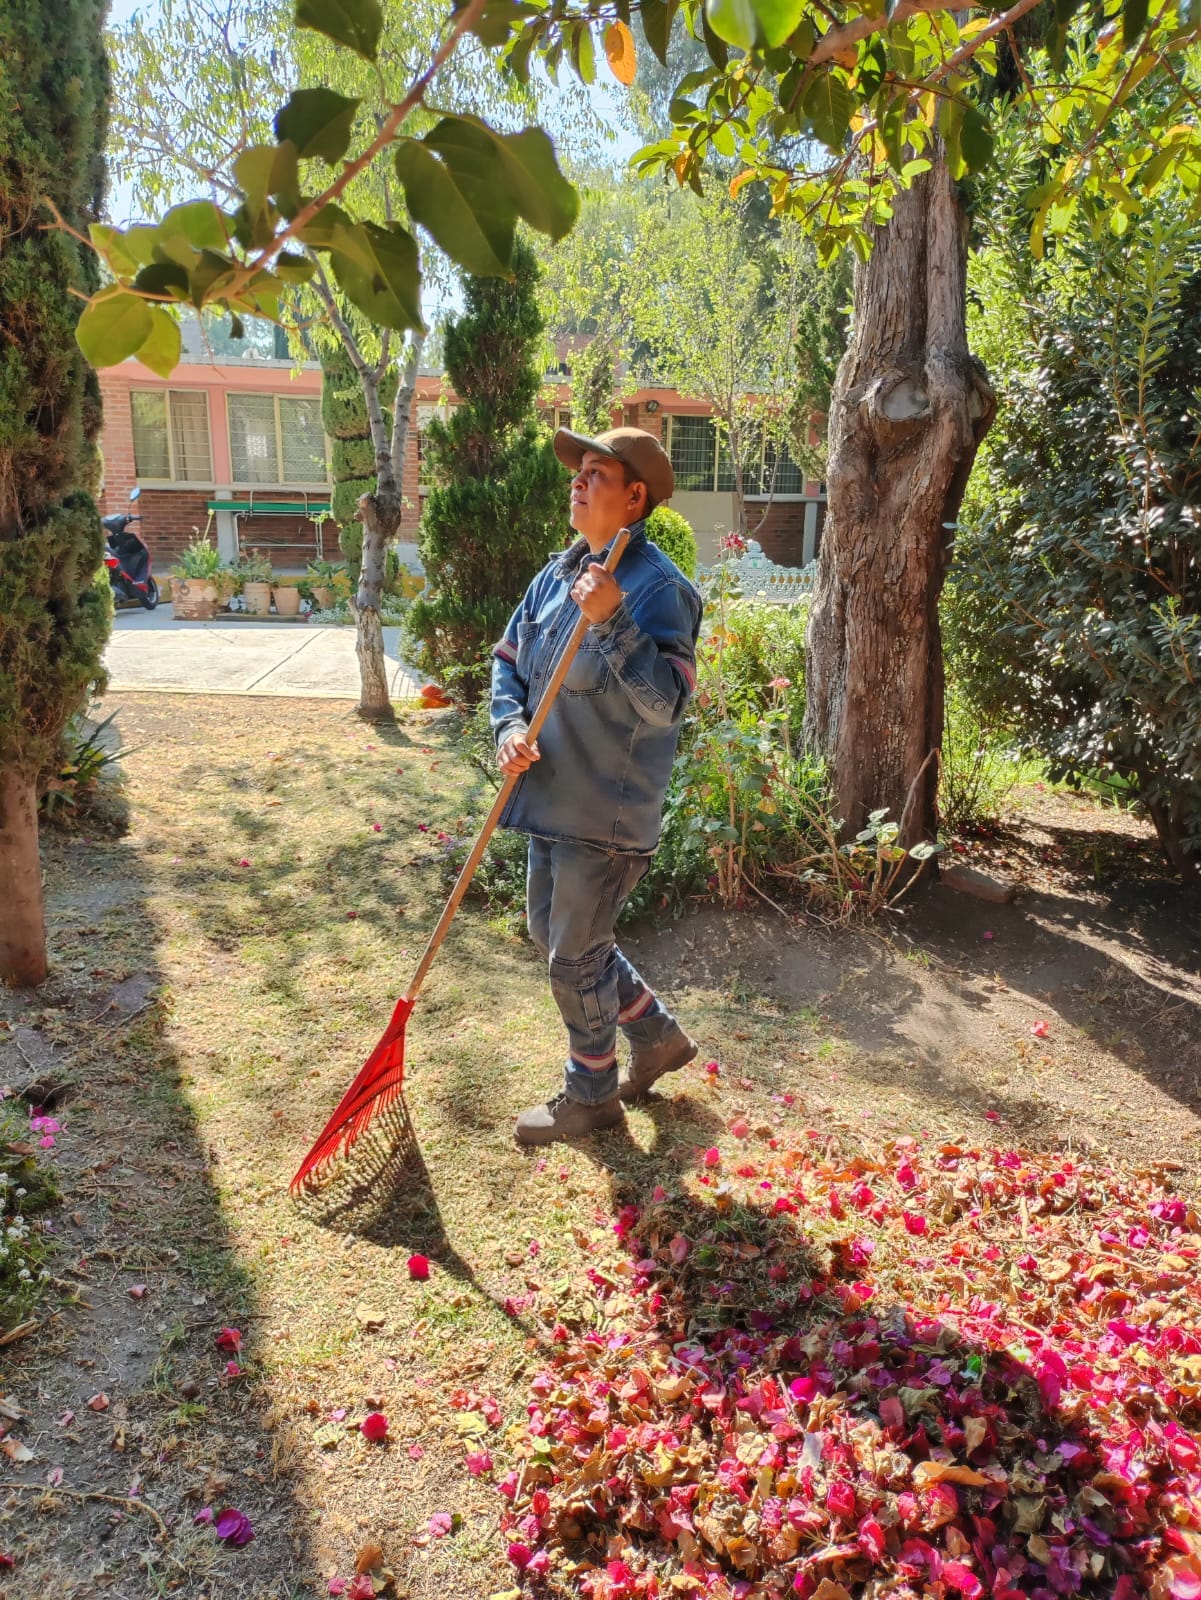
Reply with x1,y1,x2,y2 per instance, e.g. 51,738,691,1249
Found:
963,1415,988,1456
355,1541,385,1576
603,19,636,86
1,1438,33,1463
811,1582,853,1600
913,1459,989,1488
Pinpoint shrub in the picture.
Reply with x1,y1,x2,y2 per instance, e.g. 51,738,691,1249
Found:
948,186,1201,880
0,1101,59,1330
646,505,698,580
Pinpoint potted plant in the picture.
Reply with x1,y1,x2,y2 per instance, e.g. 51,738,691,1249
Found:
232,548,273,615
306,557,345,612
169,535,232,620
273,579,302,617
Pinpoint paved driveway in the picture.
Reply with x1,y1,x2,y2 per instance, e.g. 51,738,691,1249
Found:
103,605,423,700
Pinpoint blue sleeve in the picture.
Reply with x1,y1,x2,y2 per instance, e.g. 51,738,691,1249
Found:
591,578,700,729
489,591,532,749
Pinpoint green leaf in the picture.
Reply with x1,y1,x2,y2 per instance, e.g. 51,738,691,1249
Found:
295,0,382,60
158,200,230,252
275,251,317,284
89,224,140,278
421,116,578,241
295,201,357,251
274,88,361,163
960,103,994,174
76,288,154,370
802,73,852,152
748,0,805,46
640,0,678,66
570,20,596,83
394,139,514,276
705,0,758,49
329,221,423,331
135,306,182,379
133,261,191,299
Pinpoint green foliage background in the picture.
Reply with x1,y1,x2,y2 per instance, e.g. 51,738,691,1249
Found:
0,0,112,781
947,161,1201,877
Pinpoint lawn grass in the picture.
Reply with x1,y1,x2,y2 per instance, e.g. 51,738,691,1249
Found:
4,691,1199,1598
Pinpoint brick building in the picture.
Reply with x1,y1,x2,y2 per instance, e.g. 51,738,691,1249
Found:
97,329,825,574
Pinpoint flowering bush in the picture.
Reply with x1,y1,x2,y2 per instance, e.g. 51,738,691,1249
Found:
0,1101,59,1327
498,1132,1201,1598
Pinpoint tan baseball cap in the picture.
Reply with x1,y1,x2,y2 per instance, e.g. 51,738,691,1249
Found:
552,426,674,509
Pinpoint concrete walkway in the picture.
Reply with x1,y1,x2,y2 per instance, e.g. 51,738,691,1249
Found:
103,604,423,700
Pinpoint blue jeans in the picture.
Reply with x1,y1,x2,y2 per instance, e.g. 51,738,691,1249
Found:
526,837,679,1105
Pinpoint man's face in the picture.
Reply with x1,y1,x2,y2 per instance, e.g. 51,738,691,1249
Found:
570,450,648,548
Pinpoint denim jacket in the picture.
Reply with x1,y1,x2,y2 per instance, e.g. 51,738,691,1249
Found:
490,520,702,854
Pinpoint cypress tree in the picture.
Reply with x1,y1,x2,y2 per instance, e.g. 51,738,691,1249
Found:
0,0,112,985
406,240,564,701
319,336,397,585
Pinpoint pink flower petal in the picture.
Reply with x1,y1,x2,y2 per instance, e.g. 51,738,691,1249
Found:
215,1327,242,1354
408,1253,430,1281
1031,1019,1050,1038
702,1147,721,1167
360,1412,388,1442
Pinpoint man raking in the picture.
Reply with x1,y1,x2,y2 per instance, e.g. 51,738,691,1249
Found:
491,426,704,1146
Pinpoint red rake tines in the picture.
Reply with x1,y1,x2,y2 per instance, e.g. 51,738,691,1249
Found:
289,528,632,1193
289,996,412,1191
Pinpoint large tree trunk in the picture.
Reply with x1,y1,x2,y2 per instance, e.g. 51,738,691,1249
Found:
804,147,995,848
0,766,47,987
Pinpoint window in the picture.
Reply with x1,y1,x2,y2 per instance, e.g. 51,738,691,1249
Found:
761,439,804,496
228,394,327,485
130,390,213,482
668,415,718,492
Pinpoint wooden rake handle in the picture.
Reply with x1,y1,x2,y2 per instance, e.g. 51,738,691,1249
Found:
403,528,630,1005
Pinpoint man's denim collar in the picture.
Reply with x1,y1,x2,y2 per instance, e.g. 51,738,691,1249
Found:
553,518,649,581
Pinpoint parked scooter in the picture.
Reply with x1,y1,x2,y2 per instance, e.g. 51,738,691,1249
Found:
101,487,158,610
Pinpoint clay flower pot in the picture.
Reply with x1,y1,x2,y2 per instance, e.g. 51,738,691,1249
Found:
242,580,272,616
273,584,302,617
171,577,219,621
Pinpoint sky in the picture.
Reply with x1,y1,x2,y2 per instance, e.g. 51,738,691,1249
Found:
102,0,641,230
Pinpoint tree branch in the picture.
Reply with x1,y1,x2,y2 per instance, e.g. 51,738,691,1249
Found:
215,0,489,308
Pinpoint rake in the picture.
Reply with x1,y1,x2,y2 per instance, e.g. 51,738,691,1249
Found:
290,529,630,1192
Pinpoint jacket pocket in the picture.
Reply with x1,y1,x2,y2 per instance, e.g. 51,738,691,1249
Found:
516,620,540,677
562,638,610,697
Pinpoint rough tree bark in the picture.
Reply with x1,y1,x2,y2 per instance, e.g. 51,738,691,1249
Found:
804,146,996,848
0,769,47,987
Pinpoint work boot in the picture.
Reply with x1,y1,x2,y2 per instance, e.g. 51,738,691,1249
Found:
514,1091,625,1147
620,1026,699,1101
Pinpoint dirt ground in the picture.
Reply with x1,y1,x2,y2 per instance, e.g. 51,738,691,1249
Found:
0,693,1197,1600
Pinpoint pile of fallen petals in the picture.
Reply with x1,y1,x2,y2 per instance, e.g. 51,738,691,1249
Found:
496,1133,1201,1600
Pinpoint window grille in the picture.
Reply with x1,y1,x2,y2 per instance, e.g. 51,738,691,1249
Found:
228,394,328,485
280,397,326,482
762,438,804,496
228,394,277,483
668,415,717,492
